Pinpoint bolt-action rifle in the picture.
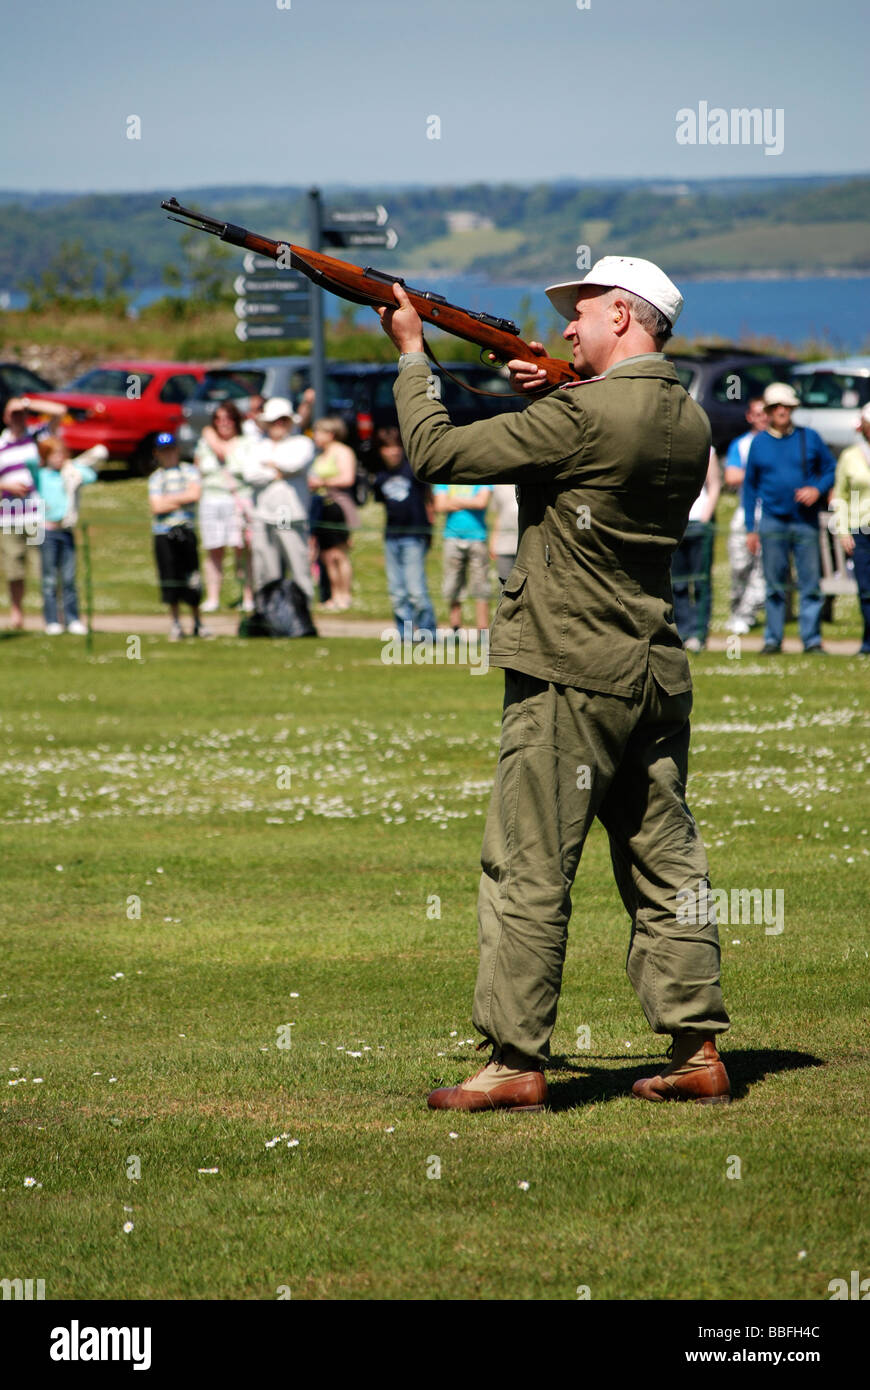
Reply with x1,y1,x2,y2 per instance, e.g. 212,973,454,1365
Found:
161,197,577,391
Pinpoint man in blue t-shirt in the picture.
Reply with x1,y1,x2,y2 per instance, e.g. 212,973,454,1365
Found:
372,426,436,638
433,481,492,632
743,383,836,653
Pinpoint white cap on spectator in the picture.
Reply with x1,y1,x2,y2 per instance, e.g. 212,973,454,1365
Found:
859,402,870,425
762,383,800,409
260,396,294,423
545,255,684,326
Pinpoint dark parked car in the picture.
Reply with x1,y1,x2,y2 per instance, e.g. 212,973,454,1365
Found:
177,356,525,464
0,361,56,421
666,347,796,452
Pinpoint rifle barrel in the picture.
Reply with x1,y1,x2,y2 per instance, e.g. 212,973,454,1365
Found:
160,197,576,384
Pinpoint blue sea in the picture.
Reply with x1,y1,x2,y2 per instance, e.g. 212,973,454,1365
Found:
375,274,870,355
3,274,868,354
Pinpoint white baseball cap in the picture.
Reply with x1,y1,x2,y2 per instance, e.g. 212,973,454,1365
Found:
762,383,800,409
259,396,295,423
858,402,870,425
546,255,684,327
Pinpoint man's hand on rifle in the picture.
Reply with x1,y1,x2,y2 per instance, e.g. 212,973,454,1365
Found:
507,343,550,393
375,284,425,355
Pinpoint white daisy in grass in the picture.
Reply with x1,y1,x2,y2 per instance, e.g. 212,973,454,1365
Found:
24,1177,37,1187
123,1222,134,1234
197,1168,219,1175
517,1181,530,1191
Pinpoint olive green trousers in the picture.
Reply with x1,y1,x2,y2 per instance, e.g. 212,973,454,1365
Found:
473,668,730,1064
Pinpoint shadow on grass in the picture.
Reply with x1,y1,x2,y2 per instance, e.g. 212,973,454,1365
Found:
546,1048,825,1109
0,629,30,640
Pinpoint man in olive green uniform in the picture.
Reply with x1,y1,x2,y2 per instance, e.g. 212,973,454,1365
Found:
377,256,731,1110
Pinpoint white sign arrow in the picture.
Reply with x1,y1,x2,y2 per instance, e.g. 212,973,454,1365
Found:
242,251,281,274
234,297,310,318
233,274,307,296
235,322,310,342
328,204,389,227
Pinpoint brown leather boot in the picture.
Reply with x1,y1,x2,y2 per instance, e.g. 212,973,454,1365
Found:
632,1034,731,1105
427,1049,548,1112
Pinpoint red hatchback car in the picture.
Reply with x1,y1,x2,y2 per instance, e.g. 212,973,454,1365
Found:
38,361,209,472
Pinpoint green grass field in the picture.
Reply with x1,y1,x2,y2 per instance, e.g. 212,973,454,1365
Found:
1,593,868,1298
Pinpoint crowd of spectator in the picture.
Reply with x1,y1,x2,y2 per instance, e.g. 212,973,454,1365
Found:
670,381,868,656
1,380,868,654
144,395,519,640
0,394,104,635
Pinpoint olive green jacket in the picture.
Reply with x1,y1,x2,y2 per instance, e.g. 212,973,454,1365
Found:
394,354,711,697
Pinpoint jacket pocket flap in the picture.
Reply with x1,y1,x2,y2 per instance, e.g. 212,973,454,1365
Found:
649,644,692,694
501,567,528,599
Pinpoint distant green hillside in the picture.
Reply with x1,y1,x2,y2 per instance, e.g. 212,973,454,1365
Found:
0,176,867,294
411,226,526,269
644,220,870,274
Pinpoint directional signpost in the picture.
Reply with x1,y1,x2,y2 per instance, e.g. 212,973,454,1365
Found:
307,190,398,410
235,322,311,343
232,249,311,345
242,252,285,274
328,204,389,227
233,274,307,296
230,189,397,412
234,297,310,318
321,226,399,251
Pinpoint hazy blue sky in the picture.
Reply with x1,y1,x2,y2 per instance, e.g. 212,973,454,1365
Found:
2,0,866,192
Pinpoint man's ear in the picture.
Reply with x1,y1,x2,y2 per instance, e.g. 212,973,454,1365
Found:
610,296,631,335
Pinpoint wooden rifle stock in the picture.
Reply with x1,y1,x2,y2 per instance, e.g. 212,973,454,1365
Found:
161,198,577,388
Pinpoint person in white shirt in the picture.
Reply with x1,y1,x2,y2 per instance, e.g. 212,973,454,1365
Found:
242,394,266,441
194,401,255,613
724,397,767,634
0,396,66,628
671,448,721,652
242,397,315,599
490,483,519,586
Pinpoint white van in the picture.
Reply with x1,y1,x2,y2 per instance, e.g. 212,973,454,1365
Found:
792,357,870,456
